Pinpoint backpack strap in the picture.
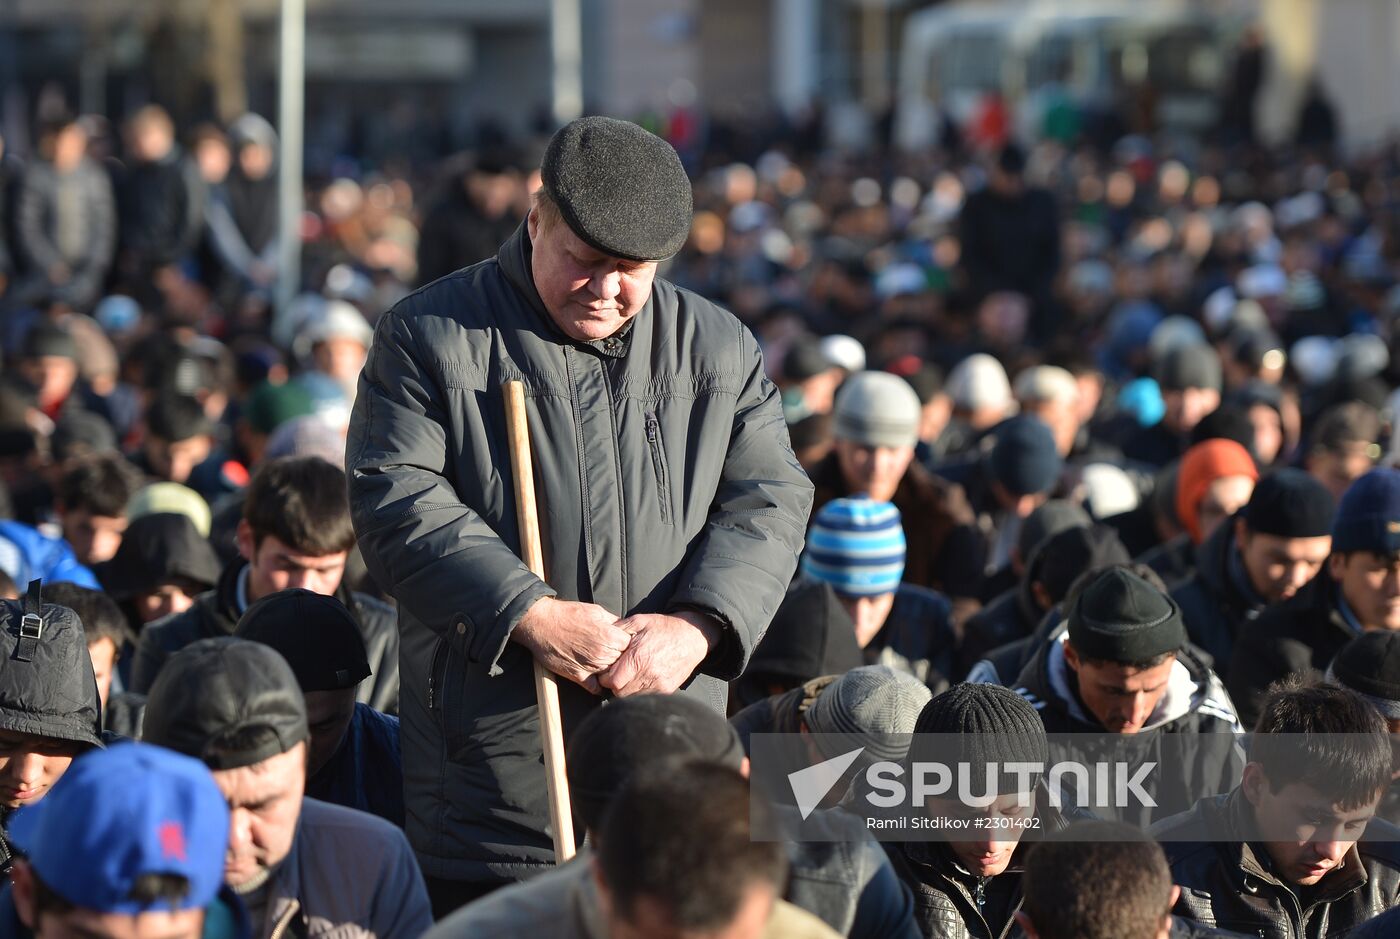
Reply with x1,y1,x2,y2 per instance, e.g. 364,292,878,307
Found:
13,579,43,663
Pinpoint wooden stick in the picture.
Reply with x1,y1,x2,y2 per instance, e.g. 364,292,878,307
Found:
503,380,577,863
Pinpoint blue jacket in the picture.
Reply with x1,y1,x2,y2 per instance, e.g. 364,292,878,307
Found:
0,521,97,589
305,702,404,828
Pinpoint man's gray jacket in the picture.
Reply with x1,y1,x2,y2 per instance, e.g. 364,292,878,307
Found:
347,223,813,883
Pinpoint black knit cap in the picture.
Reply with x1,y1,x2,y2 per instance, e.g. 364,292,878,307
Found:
1329,632,1400,720
234,589,370,693
910,684,1049,784
566,693,745,831
1240,468,1336,539
1067,567,1186,663
541,116,693,262
143,637,309,771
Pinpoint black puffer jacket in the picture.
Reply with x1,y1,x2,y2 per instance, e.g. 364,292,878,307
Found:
1170,516,1268,681
115,148,204,268
1227,571,1353,731
1154,787,1400,939
1012,634,1245,825
883,784,1071,939
128,560,400,714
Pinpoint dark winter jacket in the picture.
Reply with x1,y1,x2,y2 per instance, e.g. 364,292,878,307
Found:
883,784,1070,939
1123,420,1192,469
959,186,1060,305
12,157,116,309
964,606,1066,688
128,559,400,715
1170,515,1268,680
810,453,985,605
346,222,813,883
305,702,404,828
1139,532,1198,588
115,148,204,269
1012,634,1245,825
959,575,1043,680
1348,905,1400,938
1227,571,1353,731
866,584,958,692
1154,787,1400,939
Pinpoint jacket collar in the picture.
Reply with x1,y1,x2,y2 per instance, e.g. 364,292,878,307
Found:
1212,787,1369,903
495,221,640,358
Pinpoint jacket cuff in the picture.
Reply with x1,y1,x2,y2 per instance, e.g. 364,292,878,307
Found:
471,580,556,677
669,598,745,681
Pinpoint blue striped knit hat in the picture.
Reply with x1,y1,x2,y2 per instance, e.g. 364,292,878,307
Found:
802,498,906,597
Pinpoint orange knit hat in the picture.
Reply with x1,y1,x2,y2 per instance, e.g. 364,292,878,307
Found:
1176,439,1259,545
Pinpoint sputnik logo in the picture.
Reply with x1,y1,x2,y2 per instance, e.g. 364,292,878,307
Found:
786,747,865,820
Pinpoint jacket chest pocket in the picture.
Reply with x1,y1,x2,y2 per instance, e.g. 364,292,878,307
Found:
645,410,675,526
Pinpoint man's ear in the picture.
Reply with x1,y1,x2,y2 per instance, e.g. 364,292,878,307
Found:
1329,552,1346,581
11,860,37,928
1013,910,1039,939
1156,887,1182,939
740,756,751,780
1063,640,1081,674
1241,762,1267,807
235,519,254,563
1234,516,1250,551
1030,582,1054,611
590,855,612,918
527,207,540,242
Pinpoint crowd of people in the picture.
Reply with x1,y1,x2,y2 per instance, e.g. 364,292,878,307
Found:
0,52,1396,939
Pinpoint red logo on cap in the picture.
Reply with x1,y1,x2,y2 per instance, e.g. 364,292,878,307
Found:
159,822,187,862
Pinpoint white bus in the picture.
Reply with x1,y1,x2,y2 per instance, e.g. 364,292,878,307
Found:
894,0,1256,151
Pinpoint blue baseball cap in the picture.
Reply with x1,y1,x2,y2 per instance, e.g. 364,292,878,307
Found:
8,743,229,914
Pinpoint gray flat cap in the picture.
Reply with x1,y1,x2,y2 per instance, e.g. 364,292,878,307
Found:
541,116,693,262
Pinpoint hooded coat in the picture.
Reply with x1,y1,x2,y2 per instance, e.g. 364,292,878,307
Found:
0,589,103,876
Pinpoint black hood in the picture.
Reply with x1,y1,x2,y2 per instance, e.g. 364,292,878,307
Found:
97,513,222,601
0,586,102,749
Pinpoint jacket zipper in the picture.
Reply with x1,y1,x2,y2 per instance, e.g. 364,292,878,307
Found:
268,899,301,939
645,410,672,526
427,635,447,711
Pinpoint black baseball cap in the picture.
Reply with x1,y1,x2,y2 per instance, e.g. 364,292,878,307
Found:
143,637,309,770
234,589,370,693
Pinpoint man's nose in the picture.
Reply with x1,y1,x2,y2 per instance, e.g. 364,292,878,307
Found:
228,809,254,855
12,752,43,787
591,269,622,301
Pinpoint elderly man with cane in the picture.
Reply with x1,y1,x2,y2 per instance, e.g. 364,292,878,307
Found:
347,117,814,914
